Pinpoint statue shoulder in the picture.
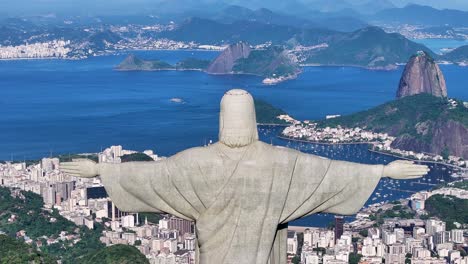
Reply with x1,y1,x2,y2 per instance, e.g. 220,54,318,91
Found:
254,141,301,159
169,145,218,164
255,141,330,163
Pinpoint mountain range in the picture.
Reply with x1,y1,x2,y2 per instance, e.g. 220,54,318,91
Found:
303,26,434,67
158,17,339,45
160,19,438,67
370,4,468,26
204,5,369,32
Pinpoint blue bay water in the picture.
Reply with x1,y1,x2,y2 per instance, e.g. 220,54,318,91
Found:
1,50,467,226
412,38,468,54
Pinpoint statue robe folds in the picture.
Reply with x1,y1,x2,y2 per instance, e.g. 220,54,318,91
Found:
100,141,383,264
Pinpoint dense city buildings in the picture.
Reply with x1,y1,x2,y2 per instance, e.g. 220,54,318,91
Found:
0,146,197,264
0,40,71,59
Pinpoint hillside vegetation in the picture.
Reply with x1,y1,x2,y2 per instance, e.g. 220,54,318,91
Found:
305,27,435,67
320,94,466,134
233,46,300,77
82,244,149,264
0,234,56,264
425,194,468,229
0,187,141,263
319,94,468,158
254,99,289,125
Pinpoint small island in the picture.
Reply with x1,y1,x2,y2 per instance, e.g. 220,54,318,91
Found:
115,54,210,71
115,43,300,85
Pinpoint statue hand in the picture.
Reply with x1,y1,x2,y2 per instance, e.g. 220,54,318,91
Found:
383,160,429,180
60,159,100,178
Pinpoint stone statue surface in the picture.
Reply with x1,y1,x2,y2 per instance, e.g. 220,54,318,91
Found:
61,89,429,264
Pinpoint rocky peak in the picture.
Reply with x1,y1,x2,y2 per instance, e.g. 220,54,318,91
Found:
206,42,251,74
396,51,447,99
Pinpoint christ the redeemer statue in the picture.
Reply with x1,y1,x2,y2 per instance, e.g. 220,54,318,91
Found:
61,89,429,264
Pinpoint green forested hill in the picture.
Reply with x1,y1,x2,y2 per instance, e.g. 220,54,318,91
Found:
254,99,289,125
319,94,468,158
82,244,149,264
305,27,435,67
0,235,57,264
233,46,300,78
425,194,468,229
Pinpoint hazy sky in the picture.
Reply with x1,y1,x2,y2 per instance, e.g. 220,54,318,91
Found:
1,0,467,17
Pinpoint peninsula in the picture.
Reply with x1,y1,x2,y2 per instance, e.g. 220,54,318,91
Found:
282,52,468,166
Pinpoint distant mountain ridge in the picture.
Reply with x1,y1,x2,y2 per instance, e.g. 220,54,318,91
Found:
304,26,435,67
442,45,468,63
158,17,339,45
159,17,439,68
207,5,368,32
303,0,395,14
371,4,468,26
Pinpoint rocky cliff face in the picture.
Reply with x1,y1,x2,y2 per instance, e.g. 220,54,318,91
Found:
206,42,251,74
391,119,468,159
396,52,447,98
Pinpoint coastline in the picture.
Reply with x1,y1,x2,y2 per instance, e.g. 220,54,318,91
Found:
300,63,400,71
277,135,378,146
368,148,467,171
278,135,467,171
2,51,465,71
262,72,300,85
257,123,290,127
115,68,205,72
0,48,221,62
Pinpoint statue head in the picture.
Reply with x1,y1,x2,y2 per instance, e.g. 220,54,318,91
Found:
219,89,259,148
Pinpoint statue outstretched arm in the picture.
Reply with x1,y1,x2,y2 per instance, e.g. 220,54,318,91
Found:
318,159,428,215
60,159,195,220
279,151,429,222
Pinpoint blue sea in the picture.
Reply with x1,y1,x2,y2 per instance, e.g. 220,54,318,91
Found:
1,50,467,227
413,38,468,54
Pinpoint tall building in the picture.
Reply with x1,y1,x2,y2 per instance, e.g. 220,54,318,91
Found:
383,230,397,245
41,158,59,172
334,216,344,242
451,229,464,244
394,228,405,242
287,231,298,254
425,219,445,236
184,235,196,251
168,216,193,237
413,247,431,259
386,244,406,264
40,181,74,206
303,253,319,264
413,227,426,239
434,231,449,245
86,186,108,199
107,201,137,222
